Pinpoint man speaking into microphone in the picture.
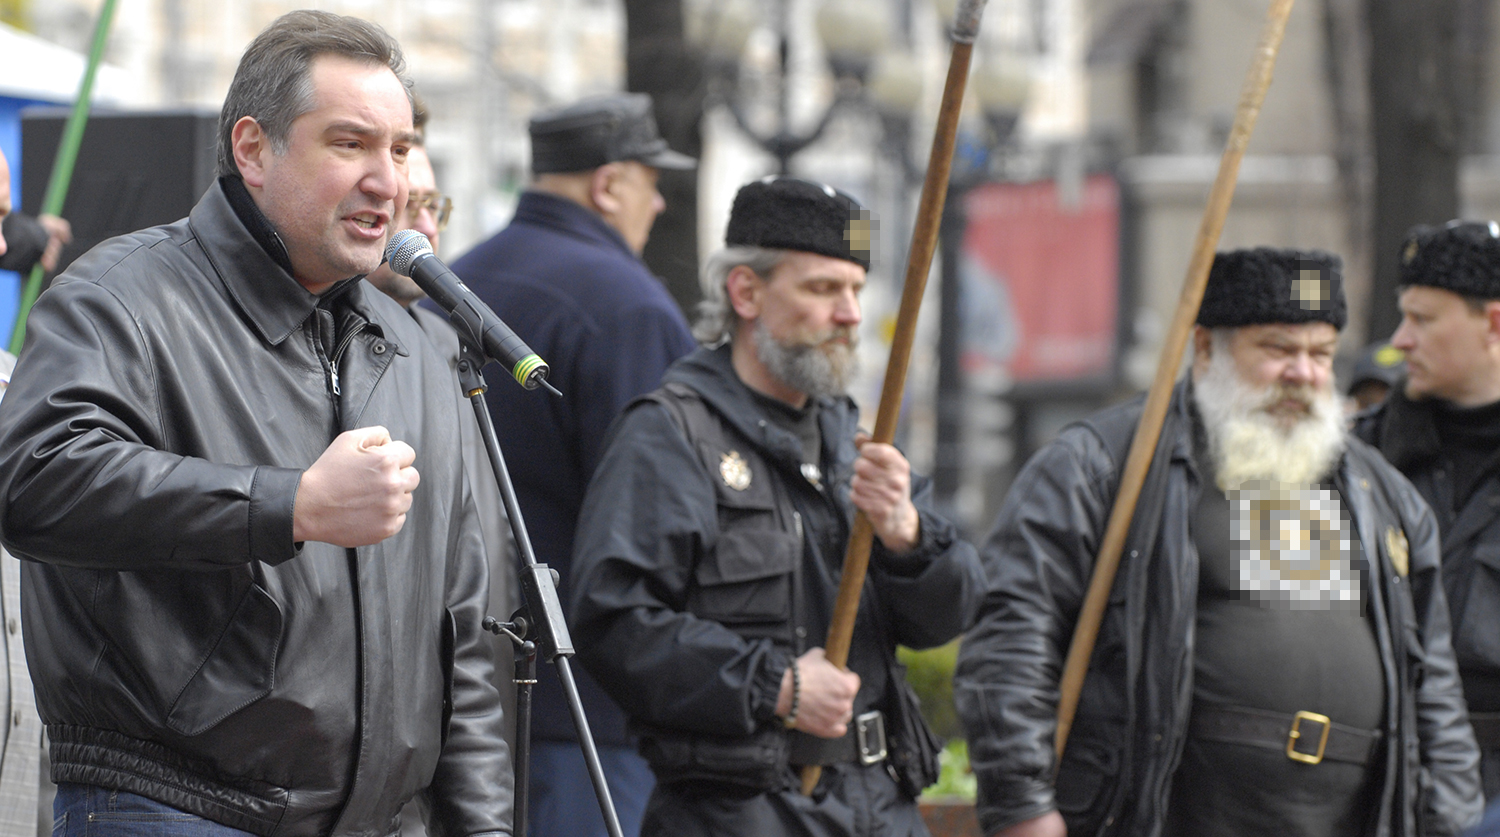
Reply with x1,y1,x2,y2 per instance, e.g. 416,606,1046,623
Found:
0,11,510,837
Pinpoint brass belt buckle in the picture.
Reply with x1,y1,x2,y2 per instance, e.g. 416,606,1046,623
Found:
1287,710,1331,764
855,710,887,766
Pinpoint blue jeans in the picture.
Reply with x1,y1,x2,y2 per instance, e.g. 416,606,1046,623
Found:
53,784,257,837
528,742,653,837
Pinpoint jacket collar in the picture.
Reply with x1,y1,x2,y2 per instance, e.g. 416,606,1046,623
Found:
663,343,858,469
512,190,639,261
189,178,368,346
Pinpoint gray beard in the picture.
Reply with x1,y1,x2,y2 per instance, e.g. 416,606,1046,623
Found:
1193,349,1348,491
752,320,859,399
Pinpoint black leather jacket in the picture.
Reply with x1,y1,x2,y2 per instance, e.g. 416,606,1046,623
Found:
0,182,512,837
569,346,984,763
955,381,1481,837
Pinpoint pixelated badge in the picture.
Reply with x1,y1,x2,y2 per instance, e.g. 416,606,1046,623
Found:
1230,481,1361,611
1292,261,1332,311
845,208,875,258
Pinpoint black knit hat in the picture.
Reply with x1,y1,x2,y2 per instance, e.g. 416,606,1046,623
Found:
1196,248,1346,330
725,177,875,270
1399,220,1500,299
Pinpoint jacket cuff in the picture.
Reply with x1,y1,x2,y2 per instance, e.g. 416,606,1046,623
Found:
751,645,792,724
872,507,954,576
250,466,302,565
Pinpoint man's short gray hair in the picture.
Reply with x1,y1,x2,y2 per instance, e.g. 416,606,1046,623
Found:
217,10,413,178
692,246,788,345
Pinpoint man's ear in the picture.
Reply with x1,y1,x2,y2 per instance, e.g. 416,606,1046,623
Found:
232,116,270,187
1485,300,1500,346
726,264,763,321
589,164,623,215
1190,325,1214,376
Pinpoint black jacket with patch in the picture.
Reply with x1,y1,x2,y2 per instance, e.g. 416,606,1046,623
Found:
568,345,983,789
956,381,1481,837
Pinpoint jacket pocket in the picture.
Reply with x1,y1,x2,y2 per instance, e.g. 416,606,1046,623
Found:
1453,543,1500,670
690,528,800,624
165,584,283,736
440,608,456,747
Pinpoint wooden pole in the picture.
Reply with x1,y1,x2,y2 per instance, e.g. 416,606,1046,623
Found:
801,0,989,797
1053,0,1297,762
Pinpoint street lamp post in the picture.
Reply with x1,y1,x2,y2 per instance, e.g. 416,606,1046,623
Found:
684,0,892,173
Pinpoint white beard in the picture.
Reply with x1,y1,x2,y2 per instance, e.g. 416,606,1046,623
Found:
1193,347,1348,491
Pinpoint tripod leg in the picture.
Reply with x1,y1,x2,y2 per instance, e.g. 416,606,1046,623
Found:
555,657,625,837
513,640,536,837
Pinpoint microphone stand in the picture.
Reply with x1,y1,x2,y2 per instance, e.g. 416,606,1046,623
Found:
452,344,623,837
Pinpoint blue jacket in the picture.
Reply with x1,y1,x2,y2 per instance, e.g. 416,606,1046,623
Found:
448,190,696,745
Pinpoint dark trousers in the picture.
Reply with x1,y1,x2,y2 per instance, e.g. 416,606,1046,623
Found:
528,741,654,837
641,762,928,837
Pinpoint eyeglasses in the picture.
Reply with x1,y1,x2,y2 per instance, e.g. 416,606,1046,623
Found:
405,192,454,232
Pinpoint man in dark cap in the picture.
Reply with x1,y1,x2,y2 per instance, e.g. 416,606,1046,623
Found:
957,247,1480,837
447,92,696,837
1346,342,1406,413
568,176,984,837
1355,221,1500,800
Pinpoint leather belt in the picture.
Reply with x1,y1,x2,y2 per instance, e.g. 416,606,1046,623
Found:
1189,705,1381,766
1470,712,1500,749
788,710,887,767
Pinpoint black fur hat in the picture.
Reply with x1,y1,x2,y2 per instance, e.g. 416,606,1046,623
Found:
1197,247,1346,330
725,176,875,270
1399,220,1500,299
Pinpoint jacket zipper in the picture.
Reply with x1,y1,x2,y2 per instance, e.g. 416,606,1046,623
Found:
792,510,806,655
327,324,366,397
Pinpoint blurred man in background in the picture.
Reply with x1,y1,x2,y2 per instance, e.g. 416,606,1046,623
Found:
365,105,516,837
449,92,695,837
1356,221,1500,801
1345,341,1406,413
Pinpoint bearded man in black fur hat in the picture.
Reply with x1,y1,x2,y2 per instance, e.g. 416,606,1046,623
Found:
958,247,1481,837
568,177,985,837
1356,221,1500,801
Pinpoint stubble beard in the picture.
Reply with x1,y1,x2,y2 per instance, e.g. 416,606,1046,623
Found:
1194,348,1348,491
752,320,860,400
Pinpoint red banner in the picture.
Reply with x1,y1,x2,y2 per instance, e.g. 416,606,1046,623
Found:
960,175,1120,383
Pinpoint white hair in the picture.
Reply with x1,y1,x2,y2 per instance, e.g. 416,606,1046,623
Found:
692,245,789,345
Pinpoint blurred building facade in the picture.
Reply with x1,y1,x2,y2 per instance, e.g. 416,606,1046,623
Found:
13,0,628,258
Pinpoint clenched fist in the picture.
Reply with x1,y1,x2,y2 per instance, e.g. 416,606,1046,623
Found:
292,426,420,547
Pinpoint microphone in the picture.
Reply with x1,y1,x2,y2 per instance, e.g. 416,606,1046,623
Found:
385,230,559,395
